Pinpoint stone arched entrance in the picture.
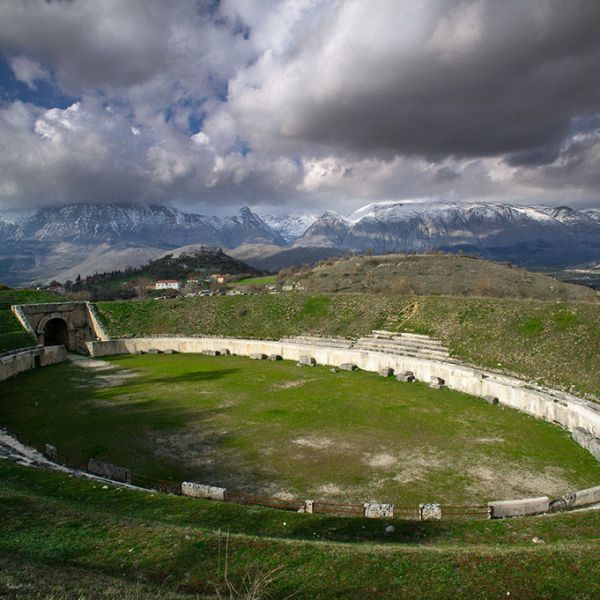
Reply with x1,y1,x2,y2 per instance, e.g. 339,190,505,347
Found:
13,301,106,355
42,317,70,347
37,313,76,351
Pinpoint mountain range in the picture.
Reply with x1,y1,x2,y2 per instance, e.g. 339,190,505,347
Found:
0,200,599,286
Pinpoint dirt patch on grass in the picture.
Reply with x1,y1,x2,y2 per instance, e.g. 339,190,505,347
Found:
474,437,505,444
466,461,573,499
317,483,343,495
71,359,116,372
272,380,308,390
364,452,397,469
93,372,138,388
293,436,335,450
391,448,445,483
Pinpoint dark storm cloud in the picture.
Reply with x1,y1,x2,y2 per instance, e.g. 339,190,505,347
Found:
0,0,599,213
227,0,600,162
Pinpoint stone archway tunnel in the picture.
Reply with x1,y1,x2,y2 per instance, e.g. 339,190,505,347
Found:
11,301,109,354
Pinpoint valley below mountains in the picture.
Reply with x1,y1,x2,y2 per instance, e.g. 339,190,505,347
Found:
1,200,599,286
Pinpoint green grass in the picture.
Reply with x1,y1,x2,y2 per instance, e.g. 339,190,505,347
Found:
291,253,599,301
1,354,598,506
0,289,62,352
0,459,599,598
97,293,600,398
231,275,277,286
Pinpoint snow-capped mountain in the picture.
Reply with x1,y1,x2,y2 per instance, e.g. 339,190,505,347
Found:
218,207,287,247
0,204,284,286
262,213,318,242
0,199,599,286
294,200,600,267
583,208,600,223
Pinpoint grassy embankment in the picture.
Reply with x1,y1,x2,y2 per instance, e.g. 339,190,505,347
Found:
1,459,600,598
97,293,600,399
0,290,62,353
287,254,599,301
2,355,598,506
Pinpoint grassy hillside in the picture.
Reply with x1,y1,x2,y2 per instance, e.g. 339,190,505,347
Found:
97,293,600,398
65,246,262,301
0,459,599,598
285,253,598,301
0,289,62,353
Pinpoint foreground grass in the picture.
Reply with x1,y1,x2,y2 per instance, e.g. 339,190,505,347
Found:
1,355,599,506
97,293,600,398
0,460,599,598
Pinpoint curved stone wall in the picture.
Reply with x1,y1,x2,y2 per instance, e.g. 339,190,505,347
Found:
0,345,67,383
86,336,600,441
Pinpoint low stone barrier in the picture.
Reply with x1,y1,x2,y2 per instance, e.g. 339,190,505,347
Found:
572,427,600,461
363,502,394,518
488,496,550,519
182,482,226,500
0,345,67,383
561,484,600,509
78,335,600,517
87,458,132,484
86,336,600,444
339,363,358,371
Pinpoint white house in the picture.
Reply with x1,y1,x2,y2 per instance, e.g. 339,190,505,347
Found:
154,280,181,291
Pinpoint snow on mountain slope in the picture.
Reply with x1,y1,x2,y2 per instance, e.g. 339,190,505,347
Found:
262,213,318,242
218,207,286,247
0,204,283,286
295,200,600,266
582,208,600,222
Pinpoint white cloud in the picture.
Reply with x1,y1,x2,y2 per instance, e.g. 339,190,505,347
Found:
0,0,599,213
8,55,50,89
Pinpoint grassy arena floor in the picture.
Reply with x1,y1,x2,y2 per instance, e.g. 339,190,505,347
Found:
1,354,599,506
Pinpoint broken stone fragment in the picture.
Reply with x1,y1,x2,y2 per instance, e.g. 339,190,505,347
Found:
339,363,358,371
378,367,394,377
428,376,445,388
396,371,415,383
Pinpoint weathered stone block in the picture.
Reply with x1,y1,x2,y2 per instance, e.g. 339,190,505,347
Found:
419,503,442,520
44,444,58,461
163,348,176,354
298,499,314,514
364,502,394,518
561,484,600,509
268,354,283,361
483,395,499,405
219,348,231,356
147,348,161,355
249,353,267,360
181,481,226,500
378,367,394,377
297,356,316,366
428,376,445,389
339,363,358,371
488,496,549,519
87,459,132,484
396,371,415,383
202,350,220,356
571,427,600,461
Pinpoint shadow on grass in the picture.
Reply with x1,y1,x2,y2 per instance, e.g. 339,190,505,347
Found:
108,367,242,389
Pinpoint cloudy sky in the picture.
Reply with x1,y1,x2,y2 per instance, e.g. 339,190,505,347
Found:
0,0,599,216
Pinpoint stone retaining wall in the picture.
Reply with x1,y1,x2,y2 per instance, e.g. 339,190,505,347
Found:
0,345,67,383
86,336,600,442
